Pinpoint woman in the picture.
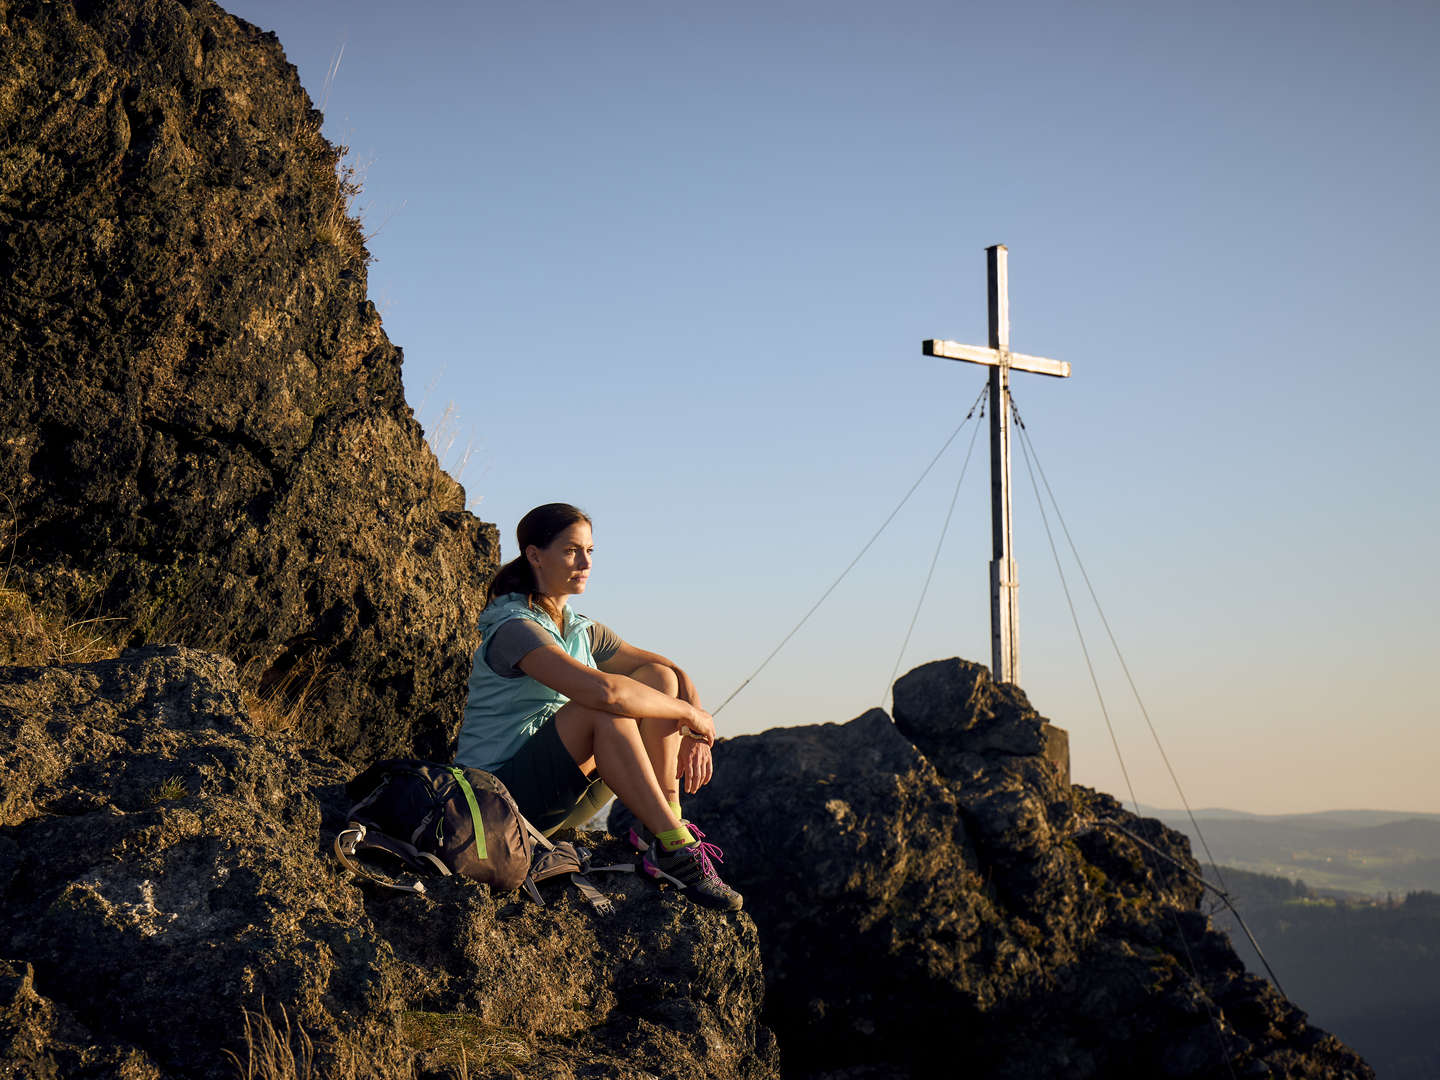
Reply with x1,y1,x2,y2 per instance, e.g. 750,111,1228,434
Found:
456,503,741,911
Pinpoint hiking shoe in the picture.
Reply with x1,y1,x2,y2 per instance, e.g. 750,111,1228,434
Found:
640,838,743,912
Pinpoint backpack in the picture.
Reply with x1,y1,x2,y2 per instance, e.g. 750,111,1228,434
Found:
333,758,630,913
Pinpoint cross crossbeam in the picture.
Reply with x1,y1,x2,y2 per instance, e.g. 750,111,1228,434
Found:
923,245,1071,687
922,340,1070,379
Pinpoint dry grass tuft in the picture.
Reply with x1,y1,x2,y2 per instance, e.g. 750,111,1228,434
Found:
421,400,477,485
399,1011,535,1076
238,656,332,736
147,774,189,804
313,143,371,267
307,45,379,269
0,500,120,666
414,385,482,512
1,498,328,739
0,599,121,665
295,98,371,272
225,1003,314,1080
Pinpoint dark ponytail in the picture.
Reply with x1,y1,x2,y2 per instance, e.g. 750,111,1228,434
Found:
484,502,592,607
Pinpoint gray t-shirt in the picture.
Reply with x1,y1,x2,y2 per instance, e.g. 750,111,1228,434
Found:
484,618,621,679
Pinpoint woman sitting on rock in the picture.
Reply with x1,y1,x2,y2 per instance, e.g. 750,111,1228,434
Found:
455,502,741,911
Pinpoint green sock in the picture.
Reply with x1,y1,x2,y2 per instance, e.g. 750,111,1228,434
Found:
668,799,683,820
656,824,696,852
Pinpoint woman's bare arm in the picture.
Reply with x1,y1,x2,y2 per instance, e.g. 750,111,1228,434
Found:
597,640,703,708
518,645,715,743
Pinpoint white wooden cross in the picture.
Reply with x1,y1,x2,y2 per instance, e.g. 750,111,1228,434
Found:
923,245,1071,687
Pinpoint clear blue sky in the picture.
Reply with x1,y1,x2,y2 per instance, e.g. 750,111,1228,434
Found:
230,0,1439,814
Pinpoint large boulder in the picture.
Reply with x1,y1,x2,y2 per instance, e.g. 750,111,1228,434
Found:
688,660,1374,1080
0,646,779,1079
893,656,1050,761
0,0,497,761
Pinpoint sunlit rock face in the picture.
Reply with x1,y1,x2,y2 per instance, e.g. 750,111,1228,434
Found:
0,6,776,1074
0,646,779,1079
689,659,1375,1080
0,0,497,762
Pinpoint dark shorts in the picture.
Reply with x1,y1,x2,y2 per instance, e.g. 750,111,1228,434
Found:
491,713,610,834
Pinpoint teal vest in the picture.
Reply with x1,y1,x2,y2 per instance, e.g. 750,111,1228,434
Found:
455,594,595,771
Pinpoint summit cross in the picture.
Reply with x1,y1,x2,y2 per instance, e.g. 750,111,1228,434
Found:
923,244,1071,688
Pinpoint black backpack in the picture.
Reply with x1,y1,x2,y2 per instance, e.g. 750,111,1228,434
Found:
333,758,630,913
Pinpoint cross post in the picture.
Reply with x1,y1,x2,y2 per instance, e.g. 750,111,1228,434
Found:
923,245,1071,687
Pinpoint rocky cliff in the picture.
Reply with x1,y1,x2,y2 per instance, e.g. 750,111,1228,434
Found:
0,2,1377,1078
0,0,496,762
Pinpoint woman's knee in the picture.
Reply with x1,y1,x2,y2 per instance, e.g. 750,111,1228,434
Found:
557,703,632,737
630,661,678,697
562,705,641,743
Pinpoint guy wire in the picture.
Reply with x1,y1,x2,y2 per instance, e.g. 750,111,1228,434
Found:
1009,399,1229,892
882,397,986,708
713,382,988,717
1011,394,1257,1074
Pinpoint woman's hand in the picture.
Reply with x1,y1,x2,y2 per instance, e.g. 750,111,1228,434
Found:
680,705,717,746
677,738,713,794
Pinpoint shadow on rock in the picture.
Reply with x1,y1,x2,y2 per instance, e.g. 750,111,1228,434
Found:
688,657,1374,1080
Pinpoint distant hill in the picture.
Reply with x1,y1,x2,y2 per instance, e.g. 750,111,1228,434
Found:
1140,807,1440,828
1139,807,1440,896
1205,868,1440,1080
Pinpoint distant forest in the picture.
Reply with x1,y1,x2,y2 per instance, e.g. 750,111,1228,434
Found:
1150,808,1440,896
1207,867,1440,1080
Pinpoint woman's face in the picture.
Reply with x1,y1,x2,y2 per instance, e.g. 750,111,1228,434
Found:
528,521,593,599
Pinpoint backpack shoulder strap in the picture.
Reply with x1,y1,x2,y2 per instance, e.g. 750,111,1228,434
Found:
334,822,449,894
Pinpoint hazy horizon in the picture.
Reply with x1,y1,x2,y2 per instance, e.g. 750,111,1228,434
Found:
1142,806,1440,821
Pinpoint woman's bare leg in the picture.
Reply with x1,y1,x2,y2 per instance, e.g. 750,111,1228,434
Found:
628,662,682,807
552,702,681,838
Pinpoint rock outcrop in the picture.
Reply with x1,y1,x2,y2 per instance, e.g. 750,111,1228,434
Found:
0,1,1381,1077
688,658,1374,1080
0,0,497,761
0,648,1373,1079
0,646,777,1079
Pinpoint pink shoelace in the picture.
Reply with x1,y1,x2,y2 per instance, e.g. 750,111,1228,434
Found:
684,836,726,879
